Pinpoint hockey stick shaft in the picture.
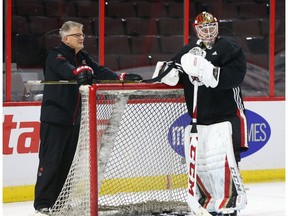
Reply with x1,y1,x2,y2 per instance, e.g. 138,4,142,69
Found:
186,81,200,211
185,46,212,216
25,62,176,85
185,82,211,216
25,80,143,85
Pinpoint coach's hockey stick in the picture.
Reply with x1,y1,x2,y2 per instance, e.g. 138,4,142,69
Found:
25,62,176,85
25,79,143,85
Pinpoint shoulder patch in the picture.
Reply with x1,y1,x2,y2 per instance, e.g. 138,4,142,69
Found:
56,53,66,60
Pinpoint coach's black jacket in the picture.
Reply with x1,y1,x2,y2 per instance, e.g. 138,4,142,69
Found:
172,37,247,125
40,42,118,125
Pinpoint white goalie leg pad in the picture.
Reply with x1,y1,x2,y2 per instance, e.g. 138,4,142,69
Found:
223,123,247,212
215,122,247,213
190,122,247,213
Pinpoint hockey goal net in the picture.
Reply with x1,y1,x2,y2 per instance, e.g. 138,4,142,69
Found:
51,83,190,216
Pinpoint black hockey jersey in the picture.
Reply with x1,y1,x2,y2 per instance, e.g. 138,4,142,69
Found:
40,42,118,125
172,37,246,124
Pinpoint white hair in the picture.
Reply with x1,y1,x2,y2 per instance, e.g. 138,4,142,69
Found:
59,21,83,40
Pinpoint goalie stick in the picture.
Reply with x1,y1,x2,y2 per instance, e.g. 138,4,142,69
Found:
184,47,211,216
185,81,210,216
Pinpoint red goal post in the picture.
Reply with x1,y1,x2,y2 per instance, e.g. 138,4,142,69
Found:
51,83,190,216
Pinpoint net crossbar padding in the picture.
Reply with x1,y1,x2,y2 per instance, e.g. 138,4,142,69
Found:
51,83,190,216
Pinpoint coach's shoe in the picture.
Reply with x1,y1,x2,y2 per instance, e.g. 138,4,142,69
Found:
29,208,51,216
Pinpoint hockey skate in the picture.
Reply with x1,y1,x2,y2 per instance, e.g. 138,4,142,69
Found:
29,208,51,216
209,210,237,216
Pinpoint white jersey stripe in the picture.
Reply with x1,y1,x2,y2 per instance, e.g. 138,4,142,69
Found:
233,87,244,110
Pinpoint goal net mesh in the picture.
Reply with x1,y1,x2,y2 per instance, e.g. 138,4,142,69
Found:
51,84,190,216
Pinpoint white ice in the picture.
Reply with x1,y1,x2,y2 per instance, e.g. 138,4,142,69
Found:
2,182,286,216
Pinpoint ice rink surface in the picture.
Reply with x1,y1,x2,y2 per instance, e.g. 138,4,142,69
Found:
2,182,286,216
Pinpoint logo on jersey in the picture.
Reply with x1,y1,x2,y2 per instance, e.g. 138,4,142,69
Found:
56,53,66,60
167,110,271,158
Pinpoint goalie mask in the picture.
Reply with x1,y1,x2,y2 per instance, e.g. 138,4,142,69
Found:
193,11,218,49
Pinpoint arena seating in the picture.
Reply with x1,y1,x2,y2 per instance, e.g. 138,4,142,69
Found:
10,0,283,72
125,18,158,36
12,16,30,34
131,36,160,54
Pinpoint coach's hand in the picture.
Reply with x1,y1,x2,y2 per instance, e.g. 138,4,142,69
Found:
119,73,143,81
73,65,94,85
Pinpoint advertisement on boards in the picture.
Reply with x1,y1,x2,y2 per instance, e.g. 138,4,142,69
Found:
2,100,285,187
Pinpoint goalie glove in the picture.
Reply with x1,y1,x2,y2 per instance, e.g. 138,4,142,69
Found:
73,65,94,85
181,51,220,88
152,61,179,86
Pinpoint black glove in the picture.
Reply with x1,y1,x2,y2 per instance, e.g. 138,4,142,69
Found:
119,73,143,81
73,65,94,85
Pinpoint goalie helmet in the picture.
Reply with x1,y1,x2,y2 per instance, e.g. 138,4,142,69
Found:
193,11,218,49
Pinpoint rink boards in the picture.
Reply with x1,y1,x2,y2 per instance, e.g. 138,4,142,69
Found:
2,100,285,202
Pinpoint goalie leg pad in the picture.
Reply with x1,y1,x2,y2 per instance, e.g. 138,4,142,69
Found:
186,122,247,213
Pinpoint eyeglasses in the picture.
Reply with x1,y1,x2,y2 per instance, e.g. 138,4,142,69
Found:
66,33,85,38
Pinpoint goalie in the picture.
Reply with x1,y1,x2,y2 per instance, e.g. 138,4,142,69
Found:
153,12,248,216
